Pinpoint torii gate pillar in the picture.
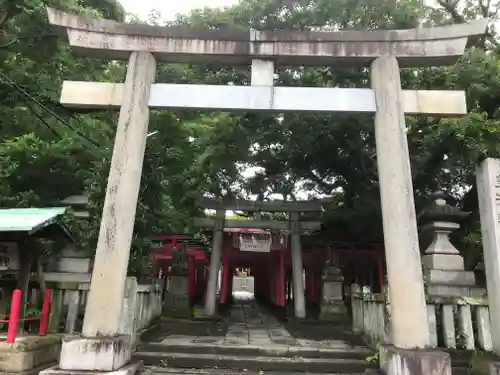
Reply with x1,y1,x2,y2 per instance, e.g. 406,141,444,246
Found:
51,52,156,374
372,55,429,349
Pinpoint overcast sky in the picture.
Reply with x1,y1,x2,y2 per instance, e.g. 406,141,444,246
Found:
119,0,239,20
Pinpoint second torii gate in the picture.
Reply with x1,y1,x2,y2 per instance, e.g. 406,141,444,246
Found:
193,197,323,318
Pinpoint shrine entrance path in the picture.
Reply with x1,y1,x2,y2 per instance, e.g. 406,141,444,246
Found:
156,297,365,350
135,295,377,373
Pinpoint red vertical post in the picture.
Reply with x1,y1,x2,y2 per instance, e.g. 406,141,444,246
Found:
220,248,229,305
7,289,22,343
309,268,316,303
228,267,234,301
39,288,52,336
316,268,322,303
278,250,285,307
270,257,275,305
276,253,280,306
196,266,202,299
377,251,385,292
188,255,195,299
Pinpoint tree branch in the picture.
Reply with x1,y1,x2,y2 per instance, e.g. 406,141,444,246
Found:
436,0,464,23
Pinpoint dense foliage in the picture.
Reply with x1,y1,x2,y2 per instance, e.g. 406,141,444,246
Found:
0,0,498,273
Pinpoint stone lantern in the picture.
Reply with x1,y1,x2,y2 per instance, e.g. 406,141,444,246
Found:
319,254,347,321
418,192,484,297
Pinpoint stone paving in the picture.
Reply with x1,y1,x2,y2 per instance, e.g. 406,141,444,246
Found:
158,297,361,351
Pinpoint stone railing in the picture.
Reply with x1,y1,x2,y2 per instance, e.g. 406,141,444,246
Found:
351,287,493,351
351,290,389,344
45,277,163,336
135,284,163,331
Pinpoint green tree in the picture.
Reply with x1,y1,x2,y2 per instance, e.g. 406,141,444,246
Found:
2,0,500,276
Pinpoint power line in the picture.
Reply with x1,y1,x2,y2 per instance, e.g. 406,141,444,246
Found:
25,101,63,139
19,81,108,134
0,69,100,147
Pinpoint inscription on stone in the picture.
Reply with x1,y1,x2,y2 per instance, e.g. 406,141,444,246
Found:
495,172,500,224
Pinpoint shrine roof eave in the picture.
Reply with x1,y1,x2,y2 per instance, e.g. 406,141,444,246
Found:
47,8,488,68
0,207,74,242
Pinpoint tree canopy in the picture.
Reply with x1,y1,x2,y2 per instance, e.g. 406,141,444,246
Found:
0,0,498,273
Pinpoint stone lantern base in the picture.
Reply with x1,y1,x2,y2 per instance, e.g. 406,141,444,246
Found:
319,268,347,322
164,275,191,318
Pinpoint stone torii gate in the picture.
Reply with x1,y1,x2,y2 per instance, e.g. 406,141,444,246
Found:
193,196,323,318
45,8,487,375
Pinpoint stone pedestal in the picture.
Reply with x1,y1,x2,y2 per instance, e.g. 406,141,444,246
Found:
39,336,147,375
59,336,131,371
0,335,60,375
319,266,347,322
164,275,191,318
380,345,451,375
56,246,92,274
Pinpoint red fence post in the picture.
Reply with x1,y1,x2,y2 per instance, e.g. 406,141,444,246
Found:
39,289,52,336
279,250,285,307
7,289,22,343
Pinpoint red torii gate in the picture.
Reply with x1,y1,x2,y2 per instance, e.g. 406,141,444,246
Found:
218,228,288,308
219,234,384,312
150,235,209,301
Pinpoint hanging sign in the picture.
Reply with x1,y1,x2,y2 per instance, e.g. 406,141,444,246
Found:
239,237,271,252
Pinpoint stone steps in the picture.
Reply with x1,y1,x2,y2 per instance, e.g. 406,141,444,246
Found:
134,351,378,373
149,368,366,375
138,342,372,360
136,344,476,375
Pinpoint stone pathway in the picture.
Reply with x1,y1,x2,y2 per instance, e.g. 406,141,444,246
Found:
159,297,361,351
223,299,299,346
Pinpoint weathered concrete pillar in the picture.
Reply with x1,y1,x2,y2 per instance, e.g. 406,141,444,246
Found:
290,212,306,319
82,51,156,337
371,55,429,348
373,55,452,375
44,52,156,375
476,158,500,354
204,209,225,316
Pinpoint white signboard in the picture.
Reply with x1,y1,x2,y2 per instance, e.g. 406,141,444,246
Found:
239,237,271,253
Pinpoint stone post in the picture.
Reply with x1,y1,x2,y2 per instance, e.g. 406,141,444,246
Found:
476,158,500,354
48,52,156,375
204,209,225,316
372,55,451,375
290,212,306,319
